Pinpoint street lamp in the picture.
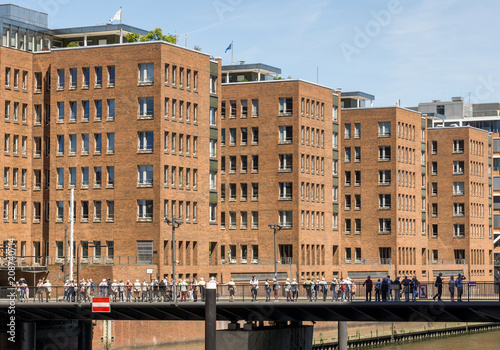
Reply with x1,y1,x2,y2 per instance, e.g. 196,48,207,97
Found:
165,217,183,303
76,241,106,302
268,223,282,279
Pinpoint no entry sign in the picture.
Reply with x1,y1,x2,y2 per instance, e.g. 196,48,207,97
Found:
92,297,111,312
418,285,428,299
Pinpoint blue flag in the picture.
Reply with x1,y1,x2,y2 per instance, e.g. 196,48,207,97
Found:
225,43,232,53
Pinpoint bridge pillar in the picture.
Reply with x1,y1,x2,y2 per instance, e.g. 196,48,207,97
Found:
21,322,35,350
338,321,347,350
205,283,217,350
77,321,93,350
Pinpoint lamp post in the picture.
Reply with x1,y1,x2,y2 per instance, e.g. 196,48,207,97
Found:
77,241,106,302
165,217,183,303
268,224,282,279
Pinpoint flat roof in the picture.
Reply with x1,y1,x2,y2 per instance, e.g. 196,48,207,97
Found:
52,24,148,38
342,106,419,114
341,91,375,100
221,63,281,75
222,78,333,91
428,125,491,134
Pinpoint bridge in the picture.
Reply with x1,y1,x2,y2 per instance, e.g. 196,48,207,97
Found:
2,301,500,323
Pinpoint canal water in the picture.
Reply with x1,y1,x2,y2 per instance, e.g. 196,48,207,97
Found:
132,329,500,349
381,329,500,349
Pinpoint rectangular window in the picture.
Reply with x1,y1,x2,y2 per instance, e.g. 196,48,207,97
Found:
56,201,64,221
431,141,437,154
94,167,102,187
453,203,464,216
345,147,351,162
69,167,76,187
354,147,361,162
210,140,217,158
82,67,89,88
137,200,153,220
139,63,154,84
379,218,391,234
344,123,351,139
252,99,259,116
453,182,464,195
95,67,102,87
209,204,217,223
354,123,361,138
379,170,391,185
56,168,64,188
135,165,152,187
81,201,89,221
241,100,248,117
108,66,115,86
107,201,114,221
57,102,64,122
240,127,247,145
138,131,154,152
279,98,293,115
252,211,259,228
279,126,293,143
378,146,391,161
240,155,248,173
252,127,259,144
82,101,89,121
139,97,154,118
82,167,89,187
57,135,64,155
279,210,292,228
453,224,465,238
453,161,464,174
94,100,102,121
279,182,293,200
252,183,258,200
279,154,293,171
57,69,65,89
453,140,464,153
209,107,217,126
378,122,391,137
94,134,102,154
107,166,114,187
107,133,115,154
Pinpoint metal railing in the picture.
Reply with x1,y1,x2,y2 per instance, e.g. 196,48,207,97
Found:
211,257,293,266
1,281,499,303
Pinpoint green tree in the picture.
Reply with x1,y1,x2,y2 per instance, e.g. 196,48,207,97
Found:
67,42,80,47
126,28,176,44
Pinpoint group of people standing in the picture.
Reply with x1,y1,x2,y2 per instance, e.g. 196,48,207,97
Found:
366,275,420,302
432,272,466,301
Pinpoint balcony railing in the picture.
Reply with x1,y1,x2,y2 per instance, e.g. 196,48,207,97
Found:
214,257,293,266
431,258,466,265
0,255,161,268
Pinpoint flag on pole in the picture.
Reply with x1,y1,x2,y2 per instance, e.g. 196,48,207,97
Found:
225,43,232,53
109,9,122,23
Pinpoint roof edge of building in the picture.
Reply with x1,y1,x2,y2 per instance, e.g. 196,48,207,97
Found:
428,125,492,134
222,79,334,91
343,106,422,114
47,40,213,57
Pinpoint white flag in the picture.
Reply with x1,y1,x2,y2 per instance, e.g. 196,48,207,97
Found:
109,9,121,23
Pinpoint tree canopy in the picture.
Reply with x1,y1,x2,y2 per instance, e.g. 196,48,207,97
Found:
126,28,176,44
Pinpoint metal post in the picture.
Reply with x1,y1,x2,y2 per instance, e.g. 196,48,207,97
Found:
205,283,216,350
274,226,278,279
166,218,182,304
338,321,347,350
172,223,177,303
64,228,68,282
21,322,35,350
78,320,93,350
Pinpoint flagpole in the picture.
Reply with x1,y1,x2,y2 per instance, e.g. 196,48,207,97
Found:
119,7,123,43
231,41,233,64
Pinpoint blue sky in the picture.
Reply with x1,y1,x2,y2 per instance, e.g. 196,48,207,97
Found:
17,0,500,107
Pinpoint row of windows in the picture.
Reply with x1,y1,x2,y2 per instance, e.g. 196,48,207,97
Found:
163,200,198,223
299,244,325,266
220,244,260,262
163,132,198,156
220,155,259,174
344,121,393,139
163,166,198,190
5,67,28,91
4,101,28,123
397,195,416,212
221,211,258,230
397,170,416,188
55,241,114,261
300,183,324,202
31,133,115,158
53,66,115,90
301,98,325,120
397,146,416,164
220,183,258,202
221,99,259,118
300,211,325,230
3,200,115,223
397,122,416,141
433,140,486,157
221,127,259,146
3,134,28,156
344,218,391,234
430,223,467,238
164,98,198,123
397,218,417,235
300,154,325,175
300,126,325,148
53,100,115,123
397,247,416,265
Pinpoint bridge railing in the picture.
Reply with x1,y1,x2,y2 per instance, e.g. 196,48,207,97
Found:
0,281,498,303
